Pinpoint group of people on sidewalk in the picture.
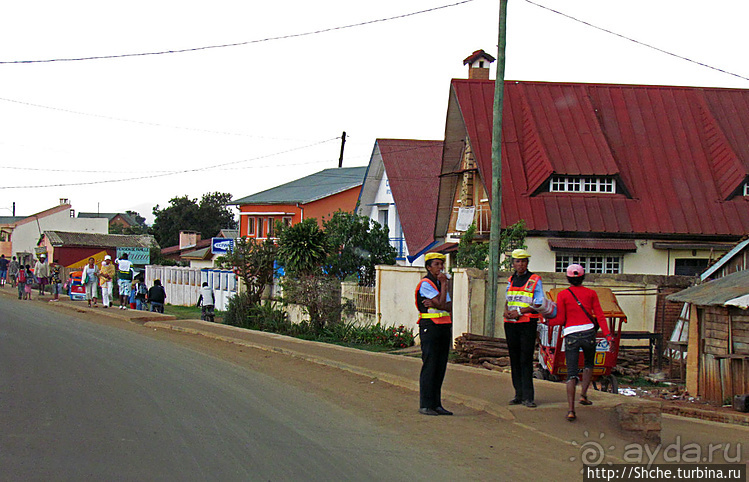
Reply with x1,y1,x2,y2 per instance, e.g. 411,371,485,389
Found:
79,253,167,312
416,249,612,422
1,254,59,301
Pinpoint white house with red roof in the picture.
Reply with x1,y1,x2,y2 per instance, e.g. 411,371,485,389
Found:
10,199,108,265
434,57,749,277
357,139,443,266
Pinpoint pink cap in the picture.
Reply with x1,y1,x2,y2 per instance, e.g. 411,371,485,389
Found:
566,264,585,277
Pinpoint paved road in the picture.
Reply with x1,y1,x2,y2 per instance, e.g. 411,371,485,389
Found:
0,299,462,481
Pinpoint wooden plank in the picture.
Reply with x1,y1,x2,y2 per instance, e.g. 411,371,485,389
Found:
733,341,749,355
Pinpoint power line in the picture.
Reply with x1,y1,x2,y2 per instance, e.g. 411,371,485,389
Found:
525,0,749,83
0,95,321,141
0,1,476,65
0,137,339,189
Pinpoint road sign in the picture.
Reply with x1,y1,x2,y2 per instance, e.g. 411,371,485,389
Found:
211,238,235,254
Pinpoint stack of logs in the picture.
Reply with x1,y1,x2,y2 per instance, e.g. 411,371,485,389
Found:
456,332,663,378
454,333,510,371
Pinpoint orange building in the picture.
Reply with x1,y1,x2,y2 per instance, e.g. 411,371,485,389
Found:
231,167,367,239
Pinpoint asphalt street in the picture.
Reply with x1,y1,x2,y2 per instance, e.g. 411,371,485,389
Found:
0,299,462,481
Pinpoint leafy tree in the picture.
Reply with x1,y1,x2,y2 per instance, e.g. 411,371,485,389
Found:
217,237,276,305
323,211,396,286
276,218,329,276
281,275,348,332
456,220,527,270
151,192,237,247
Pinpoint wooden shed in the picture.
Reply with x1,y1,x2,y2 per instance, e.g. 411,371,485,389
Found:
667,270,749,405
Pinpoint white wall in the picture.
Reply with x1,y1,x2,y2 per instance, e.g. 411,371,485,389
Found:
13,208,108,258
523,237,727,276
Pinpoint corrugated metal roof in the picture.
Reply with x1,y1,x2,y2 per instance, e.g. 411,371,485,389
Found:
231,167,367,205
78,212,138,225
701,238,749,280
376,139,443,255
666,269,749,306
45,231,158,248
441,80,749,237
547,238,637,251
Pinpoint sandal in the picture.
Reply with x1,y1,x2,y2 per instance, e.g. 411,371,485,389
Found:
566,411,577,422
580,395,593,406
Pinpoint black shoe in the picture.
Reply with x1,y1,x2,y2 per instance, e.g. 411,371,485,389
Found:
419,408,440,416
509,398,522,405
523,400,537,408
435,406,453,416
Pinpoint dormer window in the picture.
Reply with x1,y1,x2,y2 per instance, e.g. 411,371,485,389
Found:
744,182,749,196
550,176,616,194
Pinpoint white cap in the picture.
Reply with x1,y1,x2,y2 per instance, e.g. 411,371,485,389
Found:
104,255,112,260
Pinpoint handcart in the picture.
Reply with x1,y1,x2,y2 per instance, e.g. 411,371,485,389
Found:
536,287,626,393
68,270,86,301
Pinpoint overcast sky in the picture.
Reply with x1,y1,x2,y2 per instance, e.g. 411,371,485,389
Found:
1,0,747,224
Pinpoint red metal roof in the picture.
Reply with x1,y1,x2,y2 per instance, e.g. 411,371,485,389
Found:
377,139,443,255
547,238,637,251
447,80,749,237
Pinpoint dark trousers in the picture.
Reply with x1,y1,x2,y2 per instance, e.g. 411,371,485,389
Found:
419,322,452,409
505,320,538,402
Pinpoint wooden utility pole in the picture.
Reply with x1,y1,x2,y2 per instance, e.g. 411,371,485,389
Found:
484,0,508,337
338,131,347,168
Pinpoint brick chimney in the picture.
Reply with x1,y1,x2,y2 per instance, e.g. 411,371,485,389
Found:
463,49,496,80
179,230,201,249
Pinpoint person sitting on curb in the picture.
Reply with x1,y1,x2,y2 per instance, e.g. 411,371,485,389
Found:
148,279,167,313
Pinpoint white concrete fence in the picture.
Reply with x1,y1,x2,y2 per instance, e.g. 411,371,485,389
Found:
145,265,237,311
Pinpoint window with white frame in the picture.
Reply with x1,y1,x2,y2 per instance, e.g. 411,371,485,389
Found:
550,176,616,194
282,216,292,227
247,217,255,236
555,253,622,274
744,182,749,196
267,217,275,237
257,218,264,237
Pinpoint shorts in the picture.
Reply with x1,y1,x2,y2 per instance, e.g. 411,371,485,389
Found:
564,328,597,380
118,279,132,296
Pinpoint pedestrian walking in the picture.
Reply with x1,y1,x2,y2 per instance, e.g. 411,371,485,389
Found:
504,248,544,408
148,279,167,313
547,264,612,422
49,262,63,301
0,254,8,286
116,253,133,309
17,263,27,299
8,255,20,287
197,282,215,322
415,252,453,416
99,255,115,308
34,254,51,295
23,265,33,300
83,257,99,307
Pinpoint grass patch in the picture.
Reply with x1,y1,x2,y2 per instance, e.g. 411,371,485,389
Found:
164,304,224,322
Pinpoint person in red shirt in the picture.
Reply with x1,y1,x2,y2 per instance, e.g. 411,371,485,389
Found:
549,264,612,421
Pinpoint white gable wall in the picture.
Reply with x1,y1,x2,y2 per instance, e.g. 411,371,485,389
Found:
13,208,108,259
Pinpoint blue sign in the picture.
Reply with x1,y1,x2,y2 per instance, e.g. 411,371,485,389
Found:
211,238,235,254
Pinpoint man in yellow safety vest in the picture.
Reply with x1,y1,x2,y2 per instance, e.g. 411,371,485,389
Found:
415,252,453,416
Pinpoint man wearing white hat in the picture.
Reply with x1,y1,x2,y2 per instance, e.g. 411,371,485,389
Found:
100,255,116,308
